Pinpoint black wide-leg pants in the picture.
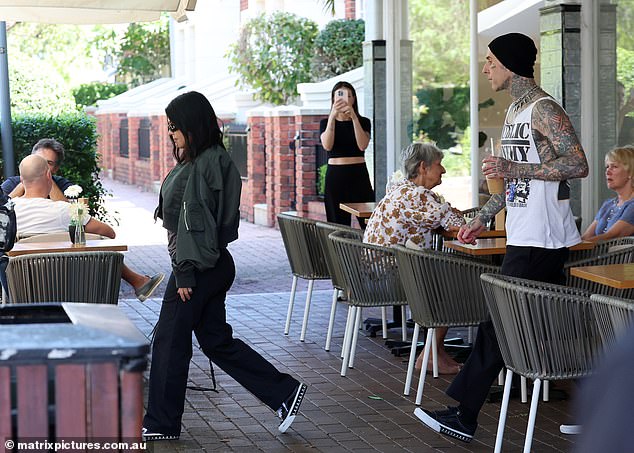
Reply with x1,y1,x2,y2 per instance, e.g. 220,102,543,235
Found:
445,245,569,416
143,249,299,435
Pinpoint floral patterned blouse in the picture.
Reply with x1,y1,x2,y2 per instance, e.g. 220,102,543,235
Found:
363,178,465,249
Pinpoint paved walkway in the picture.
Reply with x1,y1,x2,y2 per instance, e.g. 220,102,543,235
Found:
104,178,577,452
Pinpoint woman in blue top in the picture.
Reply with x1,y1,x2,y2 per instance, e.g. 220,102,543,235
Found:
582,145,634,241
320,81,374,226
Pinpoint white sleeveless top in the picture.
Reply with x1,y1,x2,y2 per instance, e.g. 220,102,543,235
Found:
501,97,581,249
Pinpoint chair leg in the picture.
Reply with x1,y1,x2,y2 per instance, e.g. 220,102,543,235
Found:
340,306,356,376
494,369,513,453
431,328,438,378
415,329,434,406
284,275,298,335
523,379,542,453
542,380,549,402
381,307,388,339
401,305,407,341
404,323,420,396
300,279,314,342
348,307,363,369
521,376,528,403
498,370,504,386
325,288,338,351
341,307,353,359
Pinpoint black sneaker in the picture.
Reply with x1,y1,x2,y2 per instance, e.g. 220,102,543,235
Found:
415,406,477,443
141,427,179,441
277,382,307,433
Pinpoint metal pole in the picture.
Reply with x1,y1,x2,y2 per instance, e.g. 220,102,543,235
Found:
470,0,479,209
0,21,14,178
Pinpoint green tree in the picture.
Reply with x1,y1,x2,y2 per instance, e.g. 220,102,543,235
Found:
227,12,319,105
116,16,170,87
409,0,470,87
311,19,365,81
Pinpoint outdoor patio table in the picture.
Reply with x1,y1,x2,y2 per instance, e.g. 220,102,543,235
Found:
339,202,377,219
8,239,128,257
443,238,594,256
570,263,634,289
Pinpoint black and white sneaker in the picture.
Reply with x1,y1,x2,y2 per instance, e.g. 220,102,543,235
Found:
277,382,308,433
141,427,180,441
560,424,582,435
415,406,477,443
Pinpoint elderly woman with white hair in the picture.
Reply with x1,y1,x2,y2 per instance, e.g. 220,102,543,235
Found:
363,141,465,374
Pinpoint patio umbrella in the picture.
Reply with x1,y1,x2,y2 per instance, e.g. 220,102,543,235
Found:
0,0,196,177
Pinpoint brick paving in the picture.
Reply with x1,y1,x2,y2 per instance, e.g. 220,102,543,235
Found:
104,178,577,452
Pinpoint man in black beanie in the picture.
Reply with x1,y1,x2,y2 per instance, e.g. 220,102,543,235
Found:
416,32,589,444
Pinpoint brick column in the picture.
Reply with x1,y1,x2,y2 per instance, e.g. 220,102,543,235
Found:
245,114,267,222
127,117,140,185
269,110,297,227
345,0,356,19
294,112,323,218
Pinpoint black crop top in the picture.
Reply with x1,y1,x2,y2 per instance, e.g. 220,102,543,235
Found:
319,116,371,158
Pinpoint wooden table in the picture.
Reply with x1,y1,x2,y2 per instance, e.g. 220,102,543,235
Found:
339,202,377,219
570,263,634,289
444,238,594,256
8,240,128,257
441,229,506,239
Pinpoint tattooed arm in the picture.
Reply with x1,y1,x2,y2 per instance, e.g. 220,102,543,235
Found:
498,99,588,181
457,193,505,244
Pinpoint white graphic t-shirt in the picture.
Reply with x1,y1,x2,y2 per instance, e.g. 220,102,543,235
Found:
501,97,581,249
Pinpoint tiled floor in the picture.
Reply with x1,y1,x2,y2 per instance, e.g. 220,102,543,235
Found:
106,178,578,452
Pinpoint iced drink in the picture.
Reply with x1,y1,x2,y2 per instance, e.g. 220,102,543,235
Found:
486,176,505,195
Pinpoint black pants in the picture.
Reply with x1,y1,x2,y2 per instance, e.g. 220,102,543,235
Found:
143,249,299,435
446,245,569,416
324,163,374,226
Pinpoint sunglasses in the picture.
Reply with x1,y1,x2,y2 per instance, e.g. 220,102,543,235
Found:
167,120,178,132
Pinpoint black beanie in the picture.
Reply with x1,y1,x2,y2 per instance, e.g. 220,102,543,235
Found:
488,33,537,78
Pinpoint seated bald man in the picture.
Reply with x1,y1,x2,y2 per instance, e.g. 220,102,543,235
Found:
11,154,163,301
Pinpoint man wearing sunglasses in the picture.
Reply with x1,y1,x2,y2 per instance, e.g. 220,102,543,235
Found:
2,138,72,201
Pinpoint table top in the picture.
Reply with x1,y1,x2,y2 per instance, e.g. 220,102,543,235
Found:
444,238,594,256
339,202,377,218
570,263,634,289
8,240,128,257
440,229,506,239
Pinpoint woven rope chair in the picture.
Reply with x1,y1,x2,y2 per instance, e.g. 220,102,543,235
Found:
277,213,330,341
315,221,364,352
7,251,124,305
567,236,634,262
329,229,408,376
479,273,599,453
394,245,499,400
590,293,634,350
565,244,634,299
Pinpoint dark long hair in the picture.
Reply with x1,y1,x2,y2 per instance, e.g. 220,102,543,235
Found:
165,91,225,163
330,81,361,118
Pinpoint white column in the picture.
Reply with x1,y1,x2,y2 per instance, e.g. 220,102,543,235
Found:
470,0,479,208
383,0,403,177
365,0,382,41
580,0,599,230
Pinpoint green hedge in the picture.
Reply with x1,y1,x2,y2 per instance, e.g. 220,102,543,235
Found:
7,113,112,223
72,82,128,109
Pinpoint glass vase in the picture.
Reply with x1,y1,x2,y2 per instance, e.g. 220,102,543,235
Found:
73,222,86,246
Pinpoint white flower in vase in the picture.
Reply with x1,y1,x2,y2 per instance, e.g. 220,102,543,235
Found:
64,184,83,199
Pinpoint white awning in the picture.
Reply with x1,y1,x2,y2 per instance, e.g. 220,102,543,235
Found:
0,0,196,23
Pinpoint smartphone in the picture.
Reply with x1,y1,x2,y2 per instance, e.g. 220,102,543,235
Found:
336,89,348,103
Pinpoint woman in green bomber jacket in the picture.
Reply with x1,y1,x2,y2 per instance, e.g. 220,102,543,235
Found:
142,91,307,441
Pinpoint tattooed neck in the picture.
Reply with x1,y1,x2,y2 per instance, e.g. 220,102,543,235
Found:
510,76,539,101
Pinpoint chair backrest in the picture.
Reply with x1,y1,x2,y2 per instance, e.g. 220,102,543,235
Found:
315,221,362,291
7,251,124,305
328,229,407,307
565,244,634,298
480,273,599,381
567,236,634,262
394,245,498,328
277,213,330,280
18,232,106,243
590,293,634,349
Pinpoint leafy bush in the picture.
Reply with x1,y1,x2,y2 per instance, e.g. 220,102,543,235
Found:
414,86,470,149
9,113,112,223
317,163,327,197
72,82,128,109
227,12,318,105
311,19,365,81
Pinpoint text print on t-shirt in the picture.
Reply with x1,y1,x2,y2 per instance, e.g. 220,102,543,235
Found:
501,120,531,207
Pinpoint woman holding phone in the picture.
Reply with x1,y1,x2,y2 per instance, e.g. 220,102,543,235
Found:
320,81,374,226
